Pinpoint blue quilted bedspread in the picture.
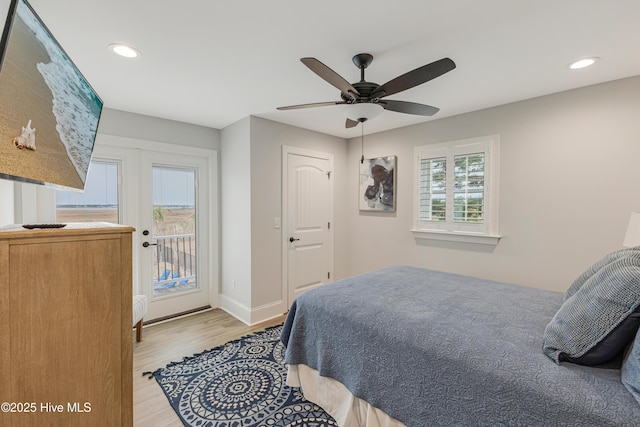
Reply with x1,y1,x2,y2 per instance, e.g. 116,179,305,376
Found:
281,266,640,426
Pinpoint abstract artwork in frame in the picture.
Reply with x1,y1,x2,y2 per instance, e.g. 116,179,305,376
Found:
359,155,396,211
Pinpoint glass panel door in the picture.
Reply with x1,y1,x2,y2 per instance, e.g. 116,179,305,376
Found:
139,150,211,321
151,166,198,297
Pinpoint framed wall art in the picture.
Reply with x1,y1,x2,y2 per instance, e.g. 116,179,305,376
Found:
359,156,396,211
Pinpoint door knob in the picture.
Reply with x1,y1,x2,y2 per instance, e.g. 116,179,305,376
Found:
289,237,300,242
142,242,157,248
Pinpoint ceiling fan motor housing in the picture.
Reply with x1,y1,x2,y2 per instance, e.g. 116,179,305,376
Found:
341,81,382,102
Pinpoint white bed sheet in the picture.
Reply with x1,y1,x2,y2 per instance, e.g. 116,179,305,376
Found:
286,364,405,427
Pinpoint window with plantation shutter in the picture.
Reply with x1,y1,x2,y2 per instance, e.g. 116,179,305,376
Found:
419,157,447,222
454,152,484,223
413,135,501,245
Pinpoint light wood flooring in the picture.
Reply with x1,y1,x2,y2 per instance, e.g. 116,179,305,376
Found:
133,309,286,427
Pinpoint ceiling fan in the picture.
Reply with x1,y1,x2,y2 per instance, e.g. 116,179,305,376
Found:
277,53,456,128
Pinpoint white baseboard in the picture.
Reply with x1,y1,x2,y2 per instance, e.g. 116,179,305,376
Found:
219,294,288,326
250,300,288,325
219,294,251,325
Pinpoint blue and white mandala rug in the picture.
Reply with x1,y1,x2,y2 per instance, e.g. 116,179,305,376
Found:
144,325,337,427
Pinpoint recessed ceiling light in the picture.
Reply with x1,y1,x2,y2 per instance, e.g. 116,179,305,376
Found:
568,57,599,70
108,43,141,58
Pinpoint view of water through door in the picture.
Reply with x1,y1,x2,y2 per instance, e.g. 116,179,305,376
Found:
140,150,211,321
56,160,120,223
151,166,198,297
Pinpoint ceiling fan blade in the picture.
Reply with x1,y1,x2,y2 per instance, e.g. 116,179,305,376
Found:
301,57,360,98
277,101,347,111
345,118,359,128
373,58,456,99
381,100,440,116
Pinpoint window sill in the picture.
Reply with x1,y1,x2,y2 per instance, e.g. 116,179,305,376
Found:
411,229,501,246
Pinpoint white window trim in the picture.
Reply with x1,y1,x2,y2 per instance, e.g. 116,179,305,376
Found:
411,229,501,246
412,135,501,246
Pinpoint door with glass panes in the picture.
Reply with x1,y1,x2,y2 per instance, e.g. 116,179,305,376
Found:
56,148,211,321
138,150,211,321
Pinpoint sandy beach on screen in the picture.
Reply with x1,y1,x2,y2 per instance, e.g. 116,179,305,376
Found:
0,14,83,189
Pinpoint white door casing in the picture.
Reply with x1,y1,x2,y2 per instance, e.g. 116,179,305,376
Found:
282,146,334,306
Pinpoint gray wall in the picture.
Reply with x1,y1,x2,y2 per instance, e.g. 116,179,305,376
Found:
219,116,348,323
99,108,221,150
345,75,640,292
249,117,348,305
220,117,252,308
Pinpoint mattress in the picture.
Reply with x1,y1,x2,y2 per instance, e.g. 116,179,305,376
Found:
286,363,404,427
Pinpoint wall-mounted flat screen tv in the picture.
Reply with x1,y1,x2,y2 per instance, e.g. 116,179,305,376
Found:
0,0,102,191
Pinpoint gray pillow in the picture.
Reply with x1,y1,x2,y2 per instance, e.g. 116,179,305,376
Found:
622,331,640,406
564,247,640,301
560,308,640,365
543,251,640,364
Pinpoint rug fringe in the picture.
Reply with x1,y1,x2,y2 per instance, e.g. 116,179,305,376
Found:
143,324,283,379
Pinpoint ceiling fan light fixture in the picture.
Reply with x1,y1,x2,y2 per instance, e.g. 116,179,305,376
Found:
343,103,384,122
568,57,598,70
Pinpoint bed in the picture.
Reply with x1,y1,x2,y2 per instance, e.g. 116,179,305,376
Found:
280,264,640,426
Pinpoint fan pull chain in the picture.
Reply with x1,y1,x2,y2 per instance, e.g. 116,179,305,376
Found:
360,120,365,164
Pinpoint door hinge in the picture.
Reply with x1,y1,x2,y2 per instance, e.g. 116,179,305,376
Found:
328,222,330,229
328,272,330,279
326,171,331,179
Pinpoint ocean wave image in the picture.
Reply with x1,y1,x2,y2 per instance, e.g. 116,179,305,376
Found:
18,0,102,183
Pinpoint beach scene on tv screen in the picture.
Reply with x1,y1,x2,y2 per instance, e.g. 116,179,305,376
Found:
0,0,102,191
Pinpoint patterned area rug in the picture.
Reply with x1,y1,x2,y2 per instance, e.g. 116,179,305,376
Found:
144,325,338,427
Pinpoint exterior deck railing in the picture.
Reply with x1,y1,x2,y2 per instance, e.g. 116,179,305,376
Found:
153,233,196,291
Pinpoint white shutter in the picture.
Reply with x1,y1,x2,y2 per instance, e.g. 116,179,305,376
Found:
419,157,447,222
414,135,500,239
453,152,485,224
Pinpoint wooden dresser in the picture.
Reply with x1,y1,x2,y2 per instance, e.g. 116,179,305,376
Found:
0,223,134,426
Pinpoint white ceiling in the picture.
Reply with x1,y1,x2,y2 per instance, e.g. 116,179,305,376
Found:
21,0,640,138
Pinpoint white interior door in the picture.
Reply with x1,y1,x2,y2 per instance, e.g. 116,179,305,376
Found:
283,147,333,305
139,150,211,321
